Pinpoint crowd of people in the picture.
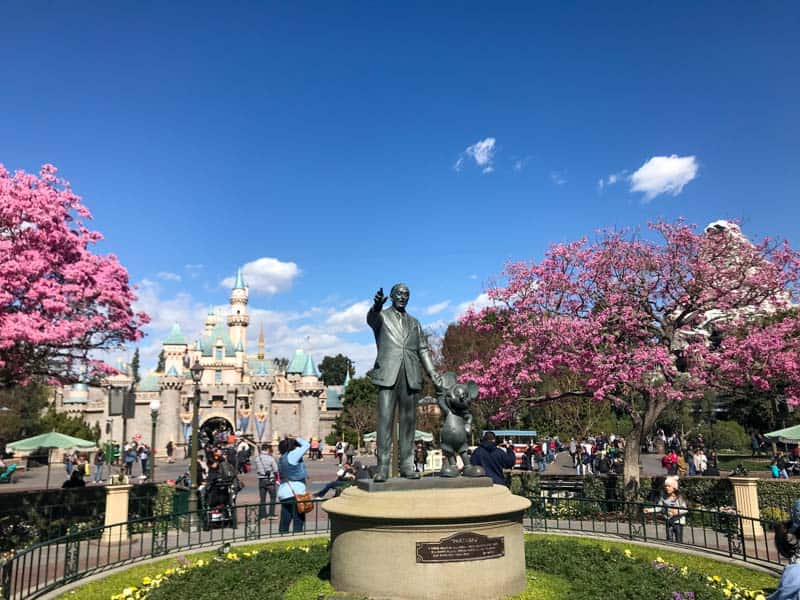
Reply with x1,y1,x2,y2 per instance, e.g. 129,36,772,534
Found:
660,446,720,477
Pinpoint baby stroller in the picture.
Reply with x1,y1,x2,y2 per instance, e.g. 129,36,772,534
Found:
200,472,240,530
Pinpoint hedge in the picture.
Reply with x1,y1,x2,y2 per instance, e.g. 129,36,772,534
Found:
507,471,800,515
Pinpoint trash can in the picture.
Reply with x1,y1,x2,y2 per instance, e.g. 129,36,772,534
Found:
172,485,189,528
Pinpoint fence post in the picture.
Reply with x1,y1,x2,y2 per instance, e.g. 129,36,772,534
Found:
1,555,10,600
730,477,765,540
102,484,133,544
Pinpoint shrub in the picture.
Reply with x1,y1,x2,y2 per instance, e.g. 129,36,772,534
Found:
697,421,750,453
757,480,800,514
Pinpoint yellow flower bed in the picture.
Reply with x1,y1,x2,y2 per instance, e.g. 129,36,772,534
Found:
109,547,311,600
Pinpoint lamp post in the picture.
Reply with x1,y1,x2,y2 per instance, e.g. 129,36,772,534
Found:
188,360,204,521
149,399,160,481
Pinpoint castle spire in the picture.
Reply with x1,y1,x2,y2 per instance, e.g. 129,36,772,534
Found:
233,267,246,290
257,322,265,360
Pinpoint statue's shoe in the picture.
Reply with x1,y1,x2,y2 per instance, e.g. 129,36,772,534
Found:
400,470,420,479
440,465,459,478
462,465,485,477
373,470,389,482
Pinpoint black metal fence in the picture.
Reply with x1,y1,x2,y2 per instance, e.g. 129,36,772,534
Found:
525,496,783,571
0,484,178,554
0,495,786,600
0,499,330,600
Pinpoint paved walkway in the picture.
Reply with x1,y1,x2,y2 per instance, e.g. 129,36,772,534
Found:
0,451,366,499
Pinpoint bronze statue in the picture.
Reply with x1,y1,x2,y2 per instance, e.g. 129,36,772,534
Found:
367,284,442,482
437,372,484,478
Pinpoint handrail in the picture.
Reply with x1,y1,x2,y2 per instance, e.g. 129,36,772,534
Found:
524,496,783,571
1,495,786,599
1,498,330,600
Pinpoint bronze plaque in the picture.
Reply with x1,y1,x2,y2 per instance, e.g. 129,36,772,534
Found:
416,532,505,563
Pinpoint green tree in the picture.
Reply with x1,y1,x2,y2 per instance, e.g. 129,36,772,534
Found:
336,377,378,449
156,349,166,373
38,407,101,442
0,384,100,446
273,357,289,373
0,384,50,443
318,354,355,386
131,348,141,383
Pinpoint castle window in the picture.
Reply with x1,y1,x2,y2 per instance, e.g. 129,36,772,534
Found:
215,370,222,384
215,347,222,361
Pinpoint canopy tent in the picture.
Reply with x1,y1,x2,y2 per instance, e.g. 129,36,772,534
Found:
764,424,800,444
363,430,433,443
7,431,97,489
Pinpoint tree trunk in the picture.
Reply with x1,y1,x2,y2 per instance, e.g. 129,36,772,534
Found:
622,427,643,500
622,395,668,501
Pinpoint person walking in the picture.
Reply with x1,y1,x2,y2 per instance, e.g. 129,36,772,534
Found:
277,436,310,534
254,444,279,519
469,431,516,486
138,444,150,479
414,442,428,473
93,449,106,484
124,443,136,476
166,440,175,464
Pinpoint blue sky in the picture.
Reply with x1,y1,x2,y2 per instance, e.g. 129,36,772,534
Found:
2,3,799,373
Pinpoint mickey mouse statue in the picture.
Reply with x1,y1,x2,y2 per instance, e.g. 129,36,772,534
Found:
438,372,485,478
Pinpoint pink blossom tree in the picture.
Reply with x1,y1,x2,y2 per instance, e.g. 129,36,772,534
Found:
0,164,149,385
460,220,800,494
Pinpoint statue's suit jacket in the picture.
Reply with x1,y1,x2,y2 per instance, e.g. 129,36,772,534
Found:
366,305,434,391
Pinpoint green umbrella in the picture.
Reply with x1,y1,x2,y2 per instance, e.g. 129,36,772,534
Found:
764,424,800,444
7,431,97,489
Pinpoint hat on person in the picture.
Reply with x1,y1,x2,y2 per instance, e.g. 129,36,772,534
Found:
789,499,800,533
664,475,679,490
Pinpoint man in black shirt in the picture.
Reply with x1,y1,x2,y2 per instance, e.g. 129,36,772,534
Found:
469,431,516,486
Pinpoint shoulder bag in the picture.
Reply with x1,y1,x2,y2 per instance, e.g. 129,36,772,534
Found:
287,481,314,514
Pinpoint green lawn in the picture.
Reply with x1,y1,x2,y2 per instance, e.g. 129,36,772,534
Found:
524,533,778,592
57,533,777,600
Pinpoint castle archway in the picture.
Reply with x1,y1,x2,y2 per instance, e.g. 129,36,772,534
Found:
200,416,234,445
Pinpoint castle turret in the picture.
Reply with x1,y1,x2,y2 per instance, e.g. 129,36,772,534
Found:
204,306,216,336
257,323,265,360
298,354,323,440
162,323,188,375
227,268,250,352
158,365,184,457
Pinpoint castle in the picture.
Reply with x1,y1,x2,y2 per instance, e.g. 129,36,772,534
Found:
54,269,345,454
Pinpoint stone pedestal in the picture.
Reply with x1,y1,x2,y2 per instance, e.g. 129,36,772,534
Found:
323,478,531,600
102,484,132,544
730,477,765,539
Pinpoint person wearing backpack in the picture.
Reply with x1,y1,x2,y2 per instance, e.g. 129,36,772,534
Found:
255,444,279,519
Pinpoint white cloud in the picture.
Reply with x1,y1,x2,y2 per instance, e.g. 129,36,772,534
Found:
222,257,301,295
157,271,182,282
629,155,698,201
456,293,495,318
454,137,497,174
325,300,371,333
468,274,478,280
550,170,567,186
124,279,379,376
597,170,627,193
424,300,451,316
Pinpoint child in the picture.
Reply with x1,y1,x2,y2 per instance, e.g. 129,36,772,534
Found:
646,475,688,543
